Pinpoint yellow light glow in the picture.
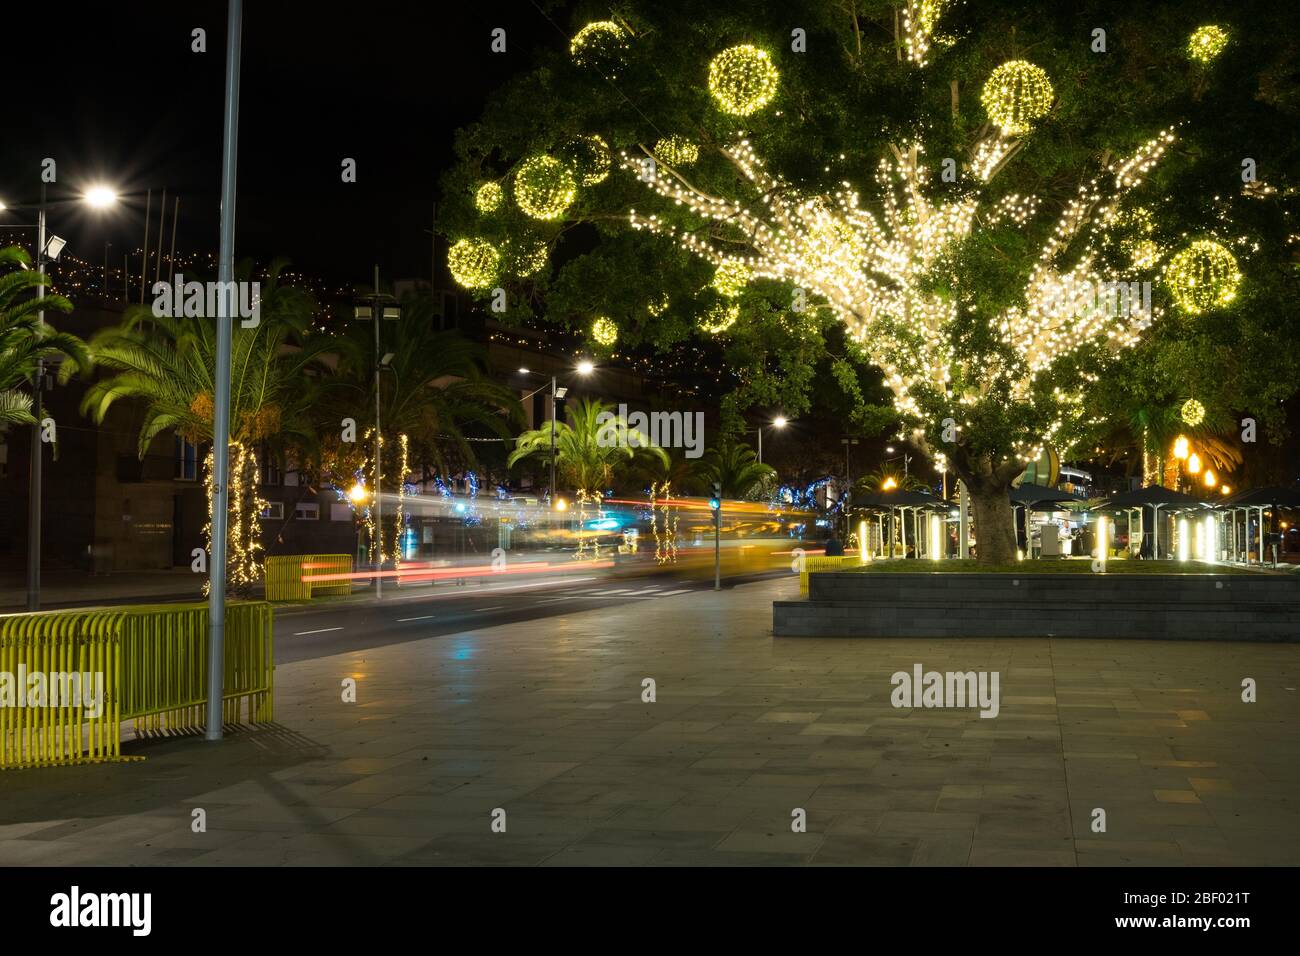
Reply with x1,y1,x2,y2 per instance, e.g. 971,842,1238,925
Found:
569,21,628,71
514,155,577,220
349,482,368,504
474,181,503,213
708,44,779,116
859,520,869,563
712,260,751,297
554,497,568,511
576,359,595,375
590,316,618,346
447,237,500,289
981,60,1054,136
882,477,898,491
1096,516,1108,565
507,238,548,277
1187,452,1202,475
1173,435,1190,460
698,303,739,334
1188,25,1229,64
1177,517,1189,562
563,135,611,186
1165,240,1241,315
929,513,943,560
655,135,700,167
1202,514,1216,563
1181,398,1205,426
1203,469,1216,488
1221,485,1231,496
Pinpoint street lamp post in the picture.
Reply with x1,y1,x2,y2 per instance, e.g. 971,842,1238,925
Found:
519,362,591,505
5,183,119,611
207,0,243,742
354,267,400,598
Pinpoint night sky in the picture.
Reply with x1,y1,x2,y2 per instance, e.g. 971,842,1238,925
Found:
1,1,564,286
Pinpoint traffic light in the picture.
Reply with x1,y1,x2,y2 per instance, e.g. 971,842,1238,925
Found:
709,481,722,511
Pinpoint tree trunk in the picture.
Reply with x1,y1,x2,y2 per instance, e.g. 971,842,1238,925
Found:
969,482,1018,565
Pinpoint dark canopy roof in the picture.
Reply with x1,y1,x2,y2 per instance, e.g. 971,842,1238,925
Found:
1220,485,1300,509
1010,483,1084,506
1095,486,1208,512
851,489,951,510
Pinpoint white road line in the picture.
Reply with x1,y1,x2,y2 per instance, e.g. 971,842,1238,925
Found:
657,589,693,596
473,605,505,612
535,597,571,605
293,627,343,636
396,615,436,622
384,576,599,601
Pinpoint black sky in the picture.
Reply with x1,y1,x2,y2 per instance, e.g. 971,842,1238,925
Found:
2,1,564,285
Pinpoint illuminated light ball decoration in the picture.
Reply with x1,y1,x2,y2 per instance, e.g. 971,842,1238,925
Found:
570,21,629,74
647,294,670,316
712,260,751,297
474,181,503,213
708,45,780,116
654,135,700,167
1188,25,1229,63
1127,239,1161,270
1181,398,1206,426
1164,239,1241,314
698,303,739,334
590,316,619,346
448,237,500,289
562,135,611,186
507,238,549,277
980,60,1054,135
514,156,577,220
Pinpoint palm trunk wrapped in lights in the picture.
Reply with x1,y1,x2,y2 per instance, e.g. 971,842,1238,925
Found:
650,481,679,565
201,441,267,597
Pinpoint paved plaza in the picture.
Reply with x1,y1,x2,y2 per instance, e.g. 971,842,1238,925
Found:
2,576,1298,866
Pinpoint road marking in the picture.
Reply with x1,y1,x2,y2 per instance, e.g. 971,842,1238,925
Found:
535,597,571,605
397,615,436,622
293,627,343,636
658,589,692,596
473,605,505,613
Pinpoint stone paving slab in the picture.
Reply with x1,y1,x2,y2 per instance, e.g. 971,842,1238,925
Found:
1,576,1298,866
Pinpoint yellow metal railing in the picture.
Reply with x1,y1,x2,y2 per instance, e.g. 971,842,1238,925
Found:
264,554,353,601
799,555,863,595
0,602,273,770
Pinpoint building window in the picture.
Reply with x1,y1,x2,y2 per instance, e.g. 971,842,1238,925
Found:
174,436,198,481
294,501,320,521
260,445,282,486
261,501,284,520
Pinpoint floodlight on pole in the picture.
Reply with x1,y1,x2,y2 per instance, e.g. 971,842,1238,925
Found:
83,186,118,209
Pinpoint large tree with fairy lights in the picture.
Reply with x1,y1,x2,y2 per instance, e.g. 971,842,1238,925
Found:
443,0,1300,563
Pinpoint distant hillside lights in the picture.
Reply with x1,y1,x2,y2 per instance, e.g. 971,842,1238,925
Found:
151,274,261,328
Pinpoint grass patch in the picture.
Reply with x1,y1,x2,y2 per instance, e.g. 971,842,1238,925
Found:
844,559,1267,574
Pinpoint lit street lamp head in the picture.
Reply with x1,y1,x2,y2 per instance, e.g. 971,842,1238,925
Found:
773,416,787,428
83,186,118,209
576,359,595,375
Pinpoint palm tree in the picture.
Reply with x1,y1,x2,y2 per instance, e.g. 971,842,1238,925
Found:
80,259,335,455
327,294,523,480
0,246,90,426
80,260,336,592
508,397,668,494
855,466,929,496
692,438,775,500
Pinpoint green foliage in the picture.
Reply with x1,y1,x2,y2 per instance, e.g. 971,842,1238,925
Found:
692,437,775,499
507,396,669,493
0,245,89,427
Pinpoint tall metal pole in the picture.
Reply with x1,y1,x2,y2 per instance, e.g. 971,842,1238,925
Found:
373,265,383,600
140,188,151,304
549,376,557,501
206,0,243,742
26,186,47,611
757,426,762,464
